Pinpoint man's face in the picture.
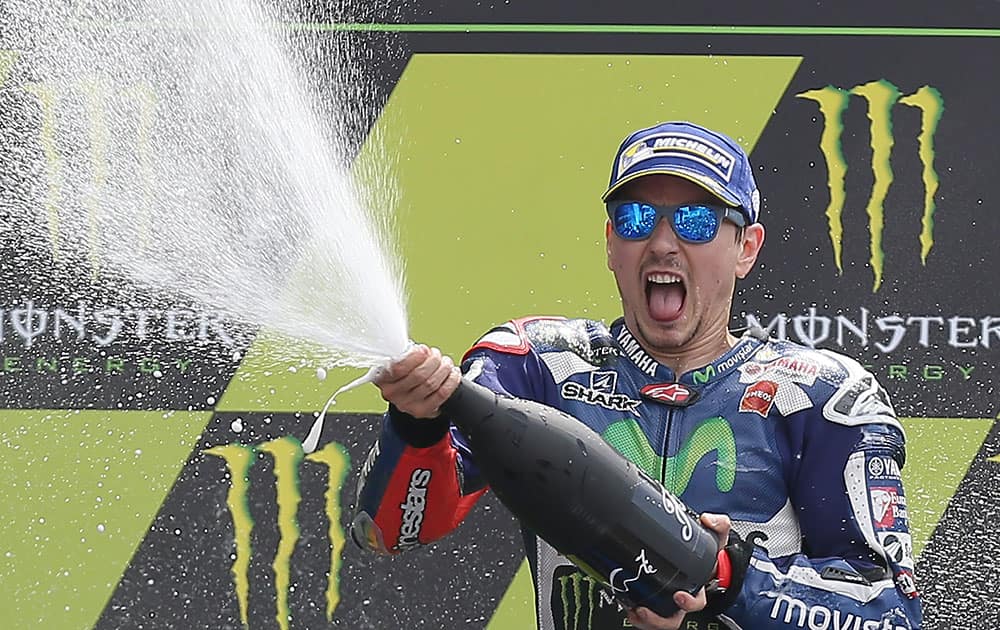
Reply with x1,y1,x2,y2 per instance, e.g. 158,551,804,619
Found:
605,174,763,358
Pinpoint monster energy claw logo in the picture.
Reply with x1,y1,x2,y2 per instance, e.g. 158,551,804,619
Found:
555,570,620,630
797,80,944,291
205,436,350,630
13,76,157,275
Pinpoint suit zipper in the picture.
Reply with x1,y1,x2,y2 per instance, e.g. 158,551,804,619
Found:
659,406,675,490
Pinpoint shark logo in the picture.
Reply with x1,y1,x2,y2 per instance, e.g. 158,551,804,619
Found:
561,371,641,414
590,371,617,392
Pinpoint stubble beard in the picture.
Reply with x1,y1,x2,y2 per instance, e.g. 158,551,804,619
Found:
633,310,701,359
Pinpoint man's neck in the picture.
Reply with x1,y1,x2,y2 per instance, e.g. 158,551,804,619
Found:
657,333,739,376
622,320,739,376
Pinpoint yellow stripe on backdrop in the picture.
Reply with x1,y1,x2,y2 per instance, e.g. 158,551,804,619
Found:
0,410,212,629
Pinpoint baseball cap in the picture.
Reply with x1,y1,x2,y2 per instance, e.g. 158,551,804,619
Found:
601,121,761,224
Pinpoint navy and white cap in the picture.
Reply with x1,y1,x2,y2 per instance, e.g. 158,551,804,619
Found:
601,121,761,224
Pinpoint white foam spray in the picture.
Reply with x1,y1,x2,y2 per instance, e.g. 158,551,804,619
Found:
4,2,410,377
3,1,413,448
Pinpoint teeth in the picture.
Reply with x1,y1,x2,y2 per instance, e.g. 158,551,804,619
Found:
647,273,681,284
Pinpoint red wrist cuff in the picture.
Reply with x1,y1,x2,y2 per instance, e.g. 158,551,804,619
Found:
715,548,733,590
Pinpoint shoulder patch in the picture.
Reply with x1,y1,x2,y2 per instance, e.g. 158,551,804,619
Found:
819,349,903,432
464,316,616,368
463,316,565,360
736,341,837,417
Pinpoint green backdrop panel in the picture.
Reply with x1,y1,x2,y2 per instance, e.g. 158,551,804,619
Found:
0,410,212,629
221,52,802,413
488,560,537,630
901,416,992,557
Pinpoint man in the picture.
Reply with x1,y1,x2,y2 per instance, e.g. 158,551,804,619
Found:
351,121,922,629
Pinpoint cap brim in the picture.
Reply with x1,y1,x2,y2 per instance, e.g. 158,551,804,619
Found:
601,166,741,208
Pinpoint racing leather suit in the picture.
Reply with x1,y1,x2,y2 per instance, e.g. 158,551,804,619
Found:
351,316,923,629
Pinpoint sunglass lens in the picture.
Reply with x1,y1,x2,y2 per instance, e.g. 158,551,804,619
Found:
673,205,720,243
614,202,657,240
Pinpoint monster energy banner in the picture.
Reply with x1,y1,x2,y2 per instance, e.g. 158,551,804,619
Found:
1,1,999,628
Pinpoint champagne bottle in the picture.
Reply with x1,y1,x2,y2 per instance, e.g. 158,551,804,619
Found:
443,377,724,617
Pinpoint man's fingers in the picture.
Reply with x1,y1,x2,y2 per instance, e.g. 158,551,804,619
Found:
700,512,732,546
626,604,686,629
380,345,443,393
376,344,430,383
410,348,450,394
374,345,460,418
674,586,707,612
413,353,456,399
427,363,462,410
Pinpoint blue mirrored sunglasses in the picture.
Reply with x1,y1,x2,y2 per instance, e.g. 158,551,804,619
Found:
606,201,748,243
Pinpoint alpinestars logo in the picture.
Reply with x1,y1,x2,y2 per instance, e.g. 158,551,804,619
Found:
797,80,944,291
205,437,350,630
640,382,699,407
397,468,431,550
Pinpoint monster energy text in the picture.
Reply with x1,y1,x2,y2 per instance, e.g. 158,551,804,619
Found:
0,300,236,347
748,308,1000,353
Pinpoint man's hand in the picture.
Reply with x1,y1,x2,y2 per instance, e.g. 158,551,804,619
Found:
374,344,461,419
625,513,733,630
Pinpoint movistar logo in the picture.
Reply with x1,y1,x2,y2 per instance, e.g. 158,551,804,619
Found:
601,416,736,495
691,341,757,385
205,437,350,630
769,592,911,630
797,80,944,291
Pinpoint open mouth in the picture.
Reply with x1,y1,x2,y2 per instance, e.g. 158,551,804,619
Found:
646,272,686,322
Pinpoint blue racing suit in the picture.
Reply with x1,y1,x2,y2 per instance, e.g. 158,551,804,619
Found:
352,316,922,629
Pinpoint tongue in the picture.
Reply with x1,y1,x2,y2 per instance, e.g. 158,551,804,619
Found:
648,283,685,321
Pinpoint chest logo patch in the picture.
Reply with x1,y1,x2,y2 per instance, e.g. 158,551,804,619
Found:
739,380,778,417
737,356,816,416
640,382,699,407
561,371,641,414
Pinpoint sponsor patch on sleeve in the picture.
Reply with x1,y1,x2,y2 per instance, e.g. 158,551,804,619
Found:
895,568,919,599
864,452,915,571
865,453,908,532
870,486,905,529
